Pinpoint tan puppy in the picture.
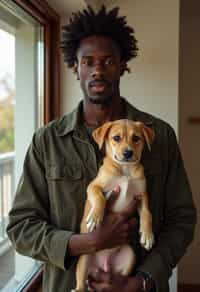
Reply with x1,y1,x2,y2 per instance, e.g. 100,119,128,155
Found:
72,119,155,292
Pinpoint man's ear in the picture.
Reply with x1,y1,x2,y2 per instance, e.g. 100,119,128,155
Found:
142,125,155,151
120,61,126,76
72,63,79,80
92,122,113,149
120,62,130,76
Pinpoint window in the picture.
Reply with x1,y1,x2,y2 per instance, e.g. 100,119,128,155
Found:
0,0,60,291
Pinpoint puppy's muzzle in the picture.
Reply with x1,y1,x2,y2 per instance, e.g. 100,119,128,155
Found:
123,149,133,160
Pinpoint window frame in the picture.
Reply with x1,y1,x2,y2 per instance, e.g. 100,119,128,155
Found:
16,265,43,292
9,0,60,291
13,0,61,123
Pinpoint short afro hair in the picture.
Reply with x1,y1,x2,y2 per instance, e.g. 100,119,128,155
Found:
61,5,138,70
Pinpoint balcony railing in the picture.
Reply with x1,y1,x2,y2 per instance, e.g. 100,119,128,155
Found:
0,152,15,247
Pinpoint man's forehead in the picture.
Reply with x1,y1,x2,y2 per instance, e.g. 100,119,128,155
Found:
77,35,120,58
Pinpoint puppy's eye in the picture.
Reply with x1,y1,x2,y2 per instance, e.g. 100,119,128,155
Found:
132,135,140,143
113,135,121,142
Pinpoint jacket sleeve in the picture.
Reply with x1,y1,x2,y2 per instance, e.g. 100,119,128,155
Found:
6,131,74,271
138,125,197,291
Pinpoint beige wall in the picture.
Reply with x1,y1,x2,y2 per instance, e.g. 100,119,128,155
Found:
178,0,200,285
113,0,179,133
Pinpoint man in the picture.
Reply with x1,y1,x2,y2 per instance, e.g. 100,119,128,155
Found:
7,5,196,292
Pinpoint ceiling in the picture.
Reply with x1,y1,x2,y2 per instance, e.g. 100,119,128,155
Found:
46,0,118,17
46,0,85,16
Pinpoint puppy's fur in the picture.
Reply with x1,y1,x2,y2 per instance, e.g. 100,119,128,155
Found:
72,119,155,292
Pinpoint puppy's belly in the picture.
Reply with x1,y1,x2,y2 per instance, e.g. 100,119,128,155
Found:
89,245,135,274
104,176,145,212
87,177,140,276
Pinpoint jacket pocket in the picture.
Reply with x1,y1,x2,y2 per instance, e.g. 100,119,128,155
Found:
46,164,82,180
46,164,85,230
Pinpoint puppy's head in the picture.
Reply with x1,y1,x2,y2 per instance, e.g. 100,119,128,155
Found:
93,119,155,165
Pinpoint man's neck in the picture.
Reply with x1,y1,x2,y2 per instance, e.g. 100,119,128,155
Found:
83,96,124,127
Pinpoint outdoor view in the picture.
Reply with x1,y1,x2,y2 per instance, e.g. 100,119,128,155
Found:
0,28,15,153
0,27,15,291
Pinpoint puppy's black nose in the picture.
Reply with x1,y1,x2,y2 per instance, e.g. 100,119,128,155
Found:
123,149,133,159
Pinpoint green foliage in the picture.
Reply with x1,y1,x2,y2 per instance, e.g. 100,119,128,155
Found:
0,105,14,153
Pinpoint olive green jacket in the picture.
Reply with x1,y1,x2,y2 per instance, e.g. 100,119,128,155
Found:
7,99,196,292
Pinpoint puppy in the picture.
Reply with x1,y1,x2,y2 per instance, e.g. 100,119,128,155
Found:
72,119,155,292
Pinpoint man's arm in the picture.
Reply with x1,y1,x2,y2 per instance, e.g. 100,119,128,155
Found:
137,125,197,291
6,131,76,270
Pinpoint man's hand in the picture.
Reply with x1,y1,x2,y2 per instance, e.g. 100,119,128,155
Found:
87,269,143,292
92,187,140,251
68,187,140,256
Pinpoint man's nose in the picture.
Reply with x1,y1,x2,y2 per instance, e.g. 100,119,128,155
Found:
91,64,105,79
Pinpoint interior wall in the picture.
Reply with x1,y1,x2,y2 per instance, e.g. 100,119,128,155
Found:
112,0,179,133
178,0,200,285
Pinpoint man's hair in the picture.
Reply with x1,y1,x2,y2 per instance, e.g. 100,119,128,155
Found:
61,5,138,70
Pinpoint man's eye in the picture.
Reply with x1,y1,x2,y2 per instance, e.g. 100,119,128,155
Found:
105,59,114,65
132,135,140,143
82,59,93,66
113,135,121,142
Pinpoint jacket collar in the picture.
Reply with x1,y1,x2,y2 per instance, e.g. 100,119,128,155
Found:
125,99,154,126
56,98,154,137
56,101,83,136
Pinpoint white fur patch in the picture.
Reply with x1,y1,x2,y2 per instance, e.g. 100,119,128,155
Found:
104,175,146,213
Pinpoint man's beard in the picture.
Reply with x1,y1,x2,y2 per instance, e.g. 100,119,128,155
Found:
88,95,112,105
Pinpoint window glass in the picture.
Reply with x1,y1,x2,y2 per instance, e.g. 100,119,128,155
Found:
0,1,44,291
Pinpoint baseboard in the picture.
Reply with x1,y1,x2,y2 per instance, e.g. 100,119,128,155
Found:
178,283,200,292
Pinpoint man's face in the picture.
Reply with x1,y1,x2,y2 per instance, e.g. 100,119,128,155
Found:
76,35,124,105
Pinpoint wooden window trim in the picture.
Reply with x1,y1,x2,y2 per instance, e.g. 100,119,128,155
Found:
13,0,61,123
22,267,43,292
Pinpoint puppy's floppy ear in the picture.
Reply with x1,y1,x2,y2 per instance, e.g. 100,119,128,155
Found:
142,125,155,151
92,122,113,149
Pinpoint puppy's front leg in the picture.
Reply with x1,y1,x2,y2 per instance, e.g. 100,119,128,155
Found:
72,203,93,292
86,183,106,232
72,184,106,291
72,254,90,292
138,192,154,250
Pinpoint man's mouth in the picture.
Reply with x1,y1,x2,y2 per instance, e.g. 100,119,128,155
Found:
89,81,109,93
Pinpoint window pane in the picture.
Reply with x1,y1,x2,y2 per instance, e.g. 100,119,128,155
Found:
0,28,15,291
0,1,44,291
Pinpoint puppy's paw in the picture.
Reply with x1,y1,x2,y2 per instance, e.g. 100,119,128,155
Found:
140,229,154,250
86,207,104,232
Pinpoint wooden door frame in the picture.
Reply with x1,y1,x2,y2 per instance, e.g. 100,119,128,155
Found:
178,283,200,292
